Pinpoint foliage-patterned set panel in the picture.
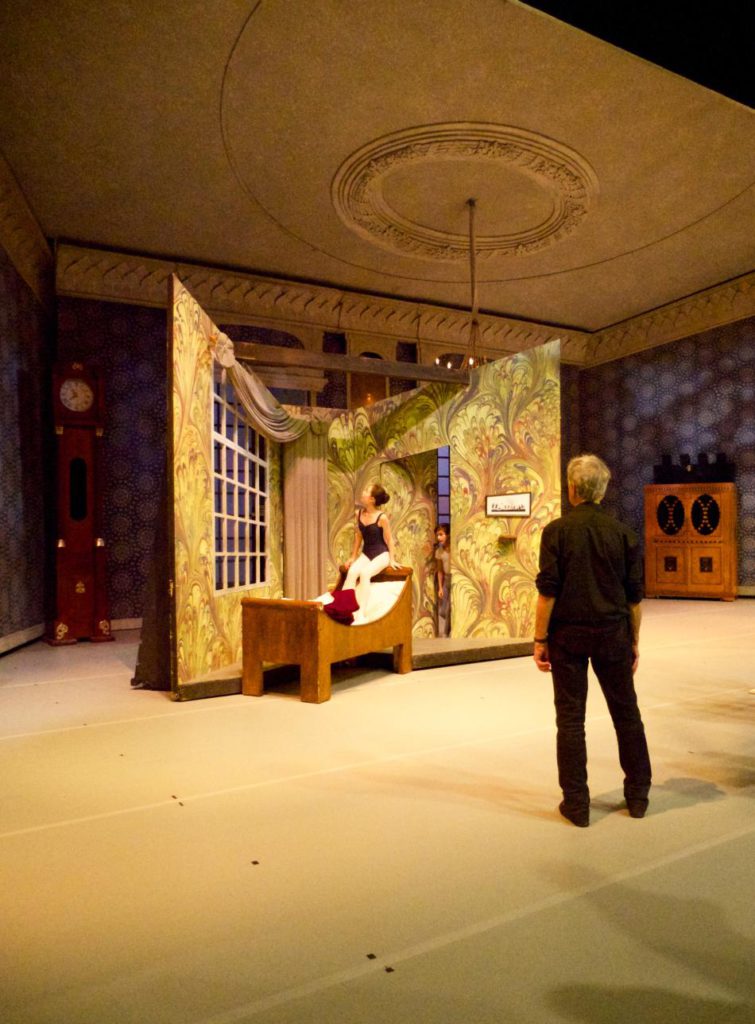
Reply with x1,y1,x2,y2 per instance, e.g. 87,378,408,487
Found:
171,282,282,685
328,343,560,639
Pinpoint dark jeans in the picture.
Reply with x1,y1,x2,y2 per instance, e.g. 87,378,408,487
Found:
549,619,651,807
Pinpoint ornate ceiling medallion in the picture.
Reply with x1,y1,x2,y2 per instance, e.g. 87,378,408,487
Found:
331,123,598,262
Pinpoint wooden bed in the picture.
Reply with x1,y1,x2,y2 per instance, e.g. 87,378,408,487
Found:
240,566,413,703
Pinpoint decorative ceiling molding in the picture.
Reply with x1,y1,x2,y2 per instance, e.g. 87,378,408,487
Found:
0,152,53,310
585,272,755,366
55,243,586,361
331,123,598,261
55,244,752,370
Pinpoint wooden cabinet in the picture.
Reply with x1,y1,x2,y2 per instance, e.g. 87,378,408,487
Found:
644,483,737,600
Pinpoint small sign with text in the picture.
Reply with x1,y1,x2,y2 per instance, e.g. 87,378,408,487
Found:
486,492,531,518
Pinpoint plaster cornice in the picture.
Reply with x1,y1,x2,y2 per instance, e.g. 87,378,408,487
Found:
0,153,53,310
55,244,753,368
585,273,755,366
55,244,584,362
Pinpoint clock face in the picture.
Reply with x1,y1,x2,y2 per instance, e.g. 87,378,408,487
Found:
59,378,94,413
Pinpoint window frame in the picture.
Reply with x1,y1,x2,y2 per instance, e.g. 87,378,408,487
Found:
211,371,268,593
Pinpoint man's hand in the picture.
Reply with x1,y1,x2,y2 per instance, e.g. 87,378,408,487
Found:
629,604,641,674
533,595,555,672
632,643,640,674
533,641,551,672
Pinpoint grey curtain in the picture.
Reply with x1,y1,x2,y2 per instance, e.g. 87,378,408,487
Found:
283,430,330,598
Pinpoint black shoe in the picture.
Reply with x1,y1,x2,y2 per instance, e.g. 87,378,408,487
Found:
559,800,589,828
626,798,648,819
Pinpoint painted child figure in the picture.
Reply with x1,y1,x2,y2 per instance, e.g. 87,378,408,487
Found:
344,484,398,614
434,523,451,637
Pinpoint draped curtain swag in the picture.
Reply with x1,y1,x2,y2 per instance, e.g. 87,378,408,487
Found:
212,331,311,442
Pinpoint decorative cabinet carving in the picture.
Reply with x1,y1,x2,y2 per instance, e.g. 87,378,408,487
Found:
643,483,737,600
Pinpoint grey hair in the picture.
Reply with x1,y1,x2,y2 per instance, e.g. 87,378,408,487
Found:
567,454,611,503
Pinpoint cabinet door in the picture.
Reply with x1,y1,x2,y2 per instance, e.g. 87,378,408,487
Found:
654,545,688,587
689,547,723,587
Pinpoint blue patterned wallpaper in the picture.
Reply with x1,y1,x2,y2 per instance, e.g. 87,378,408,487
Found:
575,317,755,587
57,298,167,621
0,245,51,643
559,363,581,515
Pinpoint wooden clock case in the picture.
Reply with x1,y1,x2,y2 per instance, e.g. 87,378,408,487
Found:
46,360,114,644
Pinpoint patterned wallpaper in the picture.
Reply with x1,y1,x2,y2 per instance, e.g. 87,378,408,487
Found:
171,282,283,687
559,364,582,514
0,245,51,646
576,317,755,587
57,298,167,621
327,342,561,639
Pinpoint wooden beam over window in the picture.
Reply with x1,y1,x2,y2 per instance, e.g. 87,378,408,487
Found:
234,342,468,384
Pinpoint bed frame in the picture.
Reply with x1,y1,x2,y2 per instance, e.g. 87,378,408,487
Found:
240,566,413,703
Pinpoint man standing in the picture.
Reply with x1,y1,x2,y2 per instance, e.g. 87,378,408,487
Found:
534,454,651,827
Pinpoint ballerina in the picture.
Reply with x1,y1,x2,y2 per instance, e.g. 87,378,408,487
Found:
343,483,398,613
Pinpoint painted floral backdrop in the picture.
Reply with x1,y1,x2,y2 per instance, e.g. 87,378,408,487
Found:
171,281,282,685
328,342,561,638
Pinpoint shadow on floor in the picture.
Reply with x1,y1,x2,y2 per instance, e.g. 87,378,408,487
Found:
545,862,754,1023
550,985,752,1024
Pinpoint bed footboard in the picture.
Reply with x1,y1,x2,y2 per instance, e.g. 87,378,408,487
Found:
240,568,412,703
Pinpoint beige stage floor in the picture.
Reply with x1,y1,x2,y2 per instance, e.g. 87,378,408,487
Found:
1,599,753,1024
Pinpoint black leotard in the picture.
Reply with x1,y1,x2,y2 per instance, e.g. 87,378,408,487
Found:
358,512,389,560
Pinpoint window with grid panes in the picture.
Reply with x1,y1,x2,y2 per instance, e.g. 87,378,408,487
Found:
212,370,268,591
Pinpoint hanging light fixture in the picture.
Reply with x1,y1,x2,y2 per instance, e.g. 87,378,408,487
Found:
464,197,481,370
435,197,482,374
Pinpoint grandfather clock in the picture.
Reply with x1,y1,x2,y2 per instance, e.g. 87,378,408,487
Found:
46,361,113,644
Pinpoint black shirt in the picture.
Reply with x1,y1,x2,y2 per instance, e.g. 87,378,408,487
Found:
536,502,643,626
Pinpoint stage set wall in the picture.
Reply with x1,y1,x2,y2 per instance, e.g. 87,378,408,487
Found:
49,295,560,655
326,343,561,640
169,281,284,689
0,243,52,654
168,281,560,686
4,271,751,658
571,316,755,590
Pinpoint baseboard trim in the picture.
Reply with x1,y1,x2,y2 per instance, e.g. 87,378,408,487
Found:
0,624,45,656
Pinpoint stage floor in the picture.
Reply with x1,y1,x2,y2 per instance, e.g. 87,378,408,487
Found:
178,634,533,699
1,598,753,1024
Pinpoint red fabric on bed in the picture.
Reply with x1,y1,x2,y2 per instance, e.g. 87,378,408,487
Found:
323,588,359,625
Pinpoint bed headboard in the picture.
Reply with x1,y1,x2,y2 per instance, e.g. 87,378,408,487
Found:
335,564,412,590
